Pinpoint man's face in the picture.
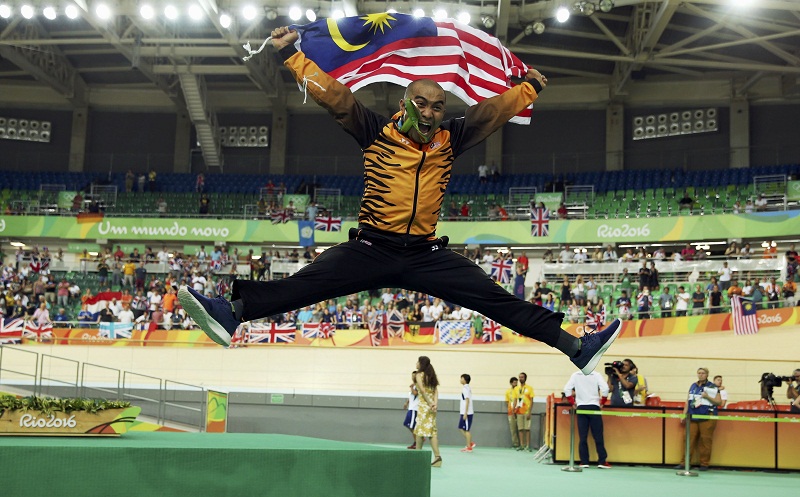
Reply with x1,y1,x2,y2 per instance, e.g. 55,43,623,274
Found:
399,81,446,144
519,373,527,384
621,361,632,373
697,369,709,382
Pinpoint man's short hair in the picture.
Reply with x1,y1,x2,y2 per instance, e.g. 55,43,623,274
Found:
713,375,722,380
510,377,518,383
698,367,710,374
461,373,471,384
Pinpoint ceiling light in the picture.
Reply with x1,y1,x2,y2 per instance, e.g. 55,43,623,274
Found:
556,6,570,23
95,3,111,20
481,15,495,28
43,6,56,20
331,9,344,19
456,11,470,24
533,20,546,34
523,23,534,36
65,4,78,19
599,0,614,12
0,5,11,19
305,9,316,22
140,4,154,20
288,6,302,21
164,5,178,20
242,5,257,21
265,8,278,20
582,2,596,15
413,8,425,17
20,4,34,19
188,5,203,21
433,9,447,20
219,13,231,28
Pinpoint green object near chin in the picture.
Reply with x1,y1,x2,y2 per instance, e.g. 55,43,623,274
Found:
399,98,431,143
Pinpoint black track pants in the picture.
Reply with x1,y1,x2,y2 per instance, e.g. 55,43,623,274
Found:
232,229,566,347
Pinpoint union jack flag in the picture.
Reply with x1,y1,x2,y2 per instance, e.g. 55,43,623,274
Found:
531,207,550,237
368,315,387,346
0,318,24,344
302,322,336,339
216,278,229,297
314,216,342,232
386,309,405,337
29,258,41,273
490,258,513,284
99,322,134,339
247,322,296,343
210,260,222,272
270,210,291,224
481,318,502,342
24,322,53,341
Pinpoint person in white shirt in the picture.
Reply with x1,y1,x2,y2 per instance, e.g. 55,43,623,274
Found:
675,286,691,317
457,306,473,320
195,246,208,262
602,246,617,261
459,374,475,452
564,370,611,468
429,298,445,321
191,273,207,293
559,245,573,263
718,262,732,291
402,371,421,449
713,375,728,408
117,304,135,324
481,250,494,265
157,246,170,267
420,303,434,322
755,194,768,211
573,250,588,264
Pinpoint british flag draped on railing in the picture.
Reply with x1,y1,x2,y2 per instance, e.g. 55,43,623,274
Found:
276,13,532,123
23,322,53,341
481,318,502,342
731,296,759,335
386,308,405,337
99,322,133,339
302,322,336,339
0,318,24,344
247,322,296,343
490,259,513,284
314,215,342,232
531,207,550,237
271,210,292,224
368,315,386,347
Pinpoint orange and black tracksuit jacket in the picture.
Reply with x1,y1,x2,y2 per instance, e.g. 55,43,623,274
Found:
279,46,543,238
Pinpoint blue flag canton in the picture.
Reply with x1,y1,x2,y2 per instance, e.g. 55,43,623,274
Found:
294,13,437,73
741,299,756,316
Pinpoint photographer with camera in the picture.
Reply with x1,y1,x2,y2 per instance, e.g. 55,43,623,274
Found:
564,370,612,469
788,369,800,413
676,367,722,471
606,359,637,407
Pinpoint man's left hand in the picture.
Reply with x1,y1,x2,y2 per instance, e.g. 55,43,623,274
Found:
525,68,547,89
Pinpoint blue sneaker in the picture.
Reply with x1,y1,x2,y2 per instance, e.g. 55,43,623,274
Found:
570,319,621,374
178,286,239,346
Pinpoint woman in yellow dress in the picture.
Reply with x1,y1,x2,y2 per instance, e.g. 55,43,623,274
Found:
414,356,442,467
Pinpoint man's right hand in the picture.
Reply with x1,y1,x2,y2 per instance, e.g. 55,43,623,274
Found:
271,26,299,50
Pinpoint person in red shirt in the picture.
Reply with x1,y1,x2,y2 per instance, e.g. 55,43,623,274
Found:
517,252,529,272
557,203,568,219
460,202,470,217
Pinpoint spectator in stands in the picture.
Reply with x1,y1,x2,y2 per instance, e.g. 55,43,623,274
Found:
542,249,554,263
557,203,568,219
648,261,660,291
117,303,134,324
744,199,754,213
607,359,637,407
98,302,114,323
692,285,706,315
478,163,489,183
763,241,777,258
44,277,56,305
199,194,210,215
603,245,617,261
134,261,147,291
137,172,146,193
306,201,318,221
573,249,588,264
739,243,753,259
196,173,205,193
97,259,109,288
678,191,693,213
717,261,732,292
53,308,69,326
32,302,50,326
724,242,739,259
591,248,603,263
637,261,650,291
658,286,674,318
618,248,634,263
572,276,586,305
71,191,83,213
783,276,797,307
676,367,722,471
148,169,157,192
157,197,168,216
558,245,572,263
129,247,141,262
637,287,652,319
77,304,93,323
125,170,135,193
709,285,723,314
680,243,695,261
727,279,743,302
460,201,470,218
675,286,690,317
488,203,500,220
615,291,631,320
755,193,768,211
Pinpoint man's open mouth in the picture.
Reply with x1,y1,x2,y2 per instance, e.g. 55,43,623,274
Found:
418,123,432,134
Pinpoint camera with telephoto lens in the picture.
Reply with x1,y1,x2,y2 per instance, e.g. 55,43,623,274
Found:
604,361,624,375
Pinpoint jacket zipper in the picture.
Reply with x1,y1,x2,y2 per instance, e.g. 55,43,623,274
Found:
406,152,426,235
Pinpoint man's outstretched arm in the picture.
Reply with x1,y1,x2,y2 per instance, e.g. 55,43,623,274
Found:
455,69,548,154
271,27,386,148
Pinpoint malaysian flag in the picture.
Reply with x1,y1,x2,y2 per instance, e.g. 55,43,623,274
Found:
437,320,472,345
24,322,53,341
271,210,291,224
0,318,24,344
490,259,513,284
288,13,532,123
315,216,342,232
247,322,296,343
531,207,550,237
481,318,502,342
731,296,759,335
